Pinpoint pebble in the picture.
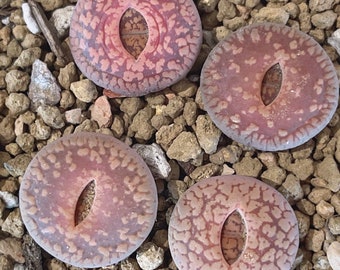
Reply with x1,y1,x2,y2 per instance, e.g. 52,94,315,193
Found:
233,156,263,178
5,70,30,93
316,200,334,219
22,3,40,34
209,145,242,164
7,39,22,58
60,90,76,109
129,106,155,141
217,0,237,21
328,216,340,235
29,118,51,140
195,115,221,154
279,174,304,203
58,62,78,90
0,152,11,177
328,29,340,56
1,208,24,238
182,100,197,126
315,155,340,192
15,133,35,153
36,0,64,11
309,0,335,12
166,132,202,162
305,229,325,252
3,153,32,177
70,79,98,103
111,115,125,138
152,229,169,249
13,47,41,68
0,237,25,264
311,10,337,29
171,79,197,98
295,210,310,239
5,93,30,116
37,105,65,129
50,5,74,37
0,191,18,208
260,166,286,187
65,108,82,125
90,95,112,128
28,59,61,109
21,33,44,49
167,180,188,200
253,7,290,24
308,188,332,204
288,158,314,181
189,163,221,181
327,241,340,270
0,116,15,144
0,255,14,270
120,258,140,270
136,242,164,270
331,193,340,214
0,54,12,68
120,97,145,118
132,143,171,179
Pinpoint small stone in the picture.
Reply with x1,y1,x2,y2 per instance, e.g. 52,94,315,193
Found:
296,199,316,216
60,90,75,109
0,237,25,263
21,33,44,49
156,124,184,150
260,166,286,187
183,100,197,126
315,155,340,192
331,193,340,214
13,47,41,68
167,180,188,200
164,96,184,119
90,96,112,128
4,153,32,177
0,255,14,270
217,0,236,21
5,143,22,156
195,115,221,154
278,174,303,203
5,70,30,93
233,156,263,178
0,152,11,177
22,2,40,34
37,105,64,129
35,0,64,11
308,188,332,204
189,163,221,181
257,152,278,167
58,62,78,90
5,93,30,116
12,25,28,41
295,210,310,239
253,7,290,24
0,116,15,144
316,200,334,219
223,17,247,31
74,119,99,133
1,208,24,238
133,143,171,179
289,158,314,181
45,258,67,270
70,79,98,103
221,164,235,175
136,242,164,270
166,132,202,162
111,115,125,138
129,106,155,141
327,241,340,270
65,108,82,124
309,0,335,12
0,54,12,69
7,38,22,58
28,59,61,109
152,229,169,249
209,145,242,165
282,2,299,19
120,258,140,270
171,79,197,97
120,97,145,118
50,5,74,38
0,191,18,208
16,133,35,153
328,216,340,235
29,118,51,140
328,29,340,58
305,229,325,252
311,10,337,29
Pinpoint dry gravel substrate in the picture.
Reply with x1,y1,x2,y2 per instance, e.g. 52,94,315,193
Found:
0,0,340,269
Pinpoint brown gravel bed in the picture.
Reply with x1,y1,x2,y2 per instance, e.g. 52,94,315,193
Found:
0,0,340,269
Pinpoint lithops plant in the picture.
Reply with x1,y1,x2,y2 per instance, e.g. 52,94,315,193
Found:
19,132,158,268
168,175,299,270
69,0,202,97
200,23,339,151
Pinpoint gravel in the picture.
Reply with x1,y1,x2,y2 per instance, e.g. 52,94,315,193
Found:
0,0,340,269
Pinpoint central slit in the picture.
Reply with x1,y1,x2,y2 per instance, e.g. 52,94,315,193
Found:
221,210,246,265
119,8,149,60
261,63,282,106
74,179,96,226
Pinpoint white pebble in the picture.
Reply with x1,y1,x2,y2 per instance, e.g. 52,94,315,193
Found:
328,29,340,56
0,191,19,208
327,241,340,270
22,3,41,34
50,5,75,38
